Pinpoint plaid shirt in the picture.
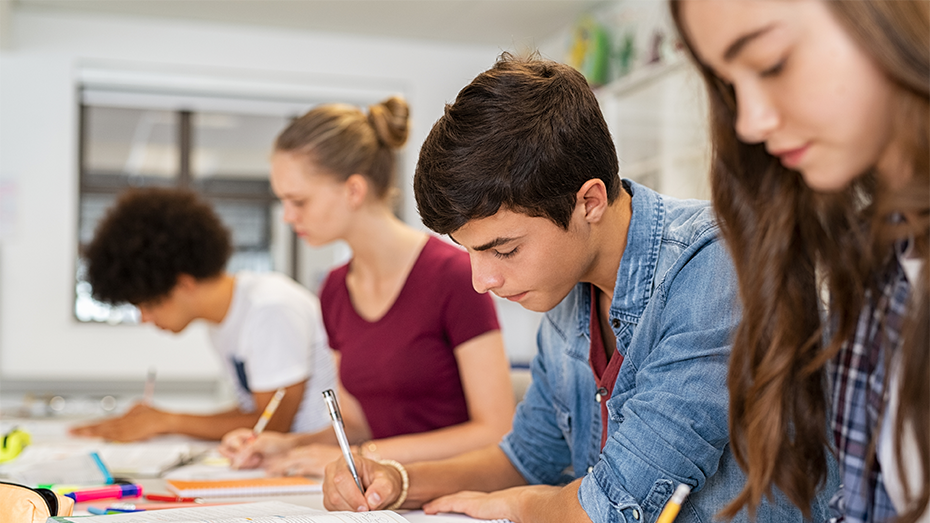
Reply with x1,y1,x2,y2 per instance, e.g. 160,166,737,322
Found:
827,256,910,523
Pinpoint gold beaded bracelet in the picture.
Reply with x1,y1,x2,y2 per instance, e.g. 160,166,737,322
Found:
379,459,409,510
359,440,381,461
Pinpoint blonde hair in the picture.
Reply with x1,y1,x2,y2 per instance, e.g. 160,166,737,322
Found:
275,95,410,199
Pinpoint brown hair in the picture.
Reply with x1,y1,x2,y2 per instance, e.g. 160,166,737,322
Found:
414,52,620,234
274,95,409,199
671,1,929,521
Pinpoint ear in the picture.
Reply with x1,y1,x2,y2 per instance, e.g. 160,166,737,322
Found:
575,179,609,224
174,274,199,294
344,174,370,208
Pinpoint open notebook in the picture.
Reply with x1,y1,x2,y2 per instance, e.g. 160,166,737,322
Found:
48,500,513,522
0,441,202,483
49,500,404,522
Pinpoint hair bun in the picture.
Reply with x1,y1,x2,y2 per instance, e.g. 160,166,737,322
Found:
368,95,410,149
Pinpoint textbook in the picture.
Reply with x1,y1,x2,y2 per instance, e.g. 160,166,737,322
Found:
47,500,408,522
165,476,321,497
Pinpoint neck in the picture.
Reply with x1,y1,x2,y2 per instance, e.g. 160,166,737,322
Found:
583,190,633,300
197,273,237,324
876,140,913,190
342,204,427,280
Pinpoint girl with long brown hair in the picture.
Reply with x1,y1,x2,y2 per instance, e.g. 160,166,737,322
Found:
672,1,928,522
671,0,930,522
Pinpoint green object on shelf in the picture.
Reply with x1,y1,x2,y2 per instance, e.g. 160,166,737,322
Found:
0,427,30,463
568,16,610,86
617,30,636,78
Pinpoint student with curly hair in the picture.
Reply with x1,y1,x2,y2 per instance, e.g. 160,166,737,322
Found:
70,188,337,441
218,96,514,477
671,1,929,521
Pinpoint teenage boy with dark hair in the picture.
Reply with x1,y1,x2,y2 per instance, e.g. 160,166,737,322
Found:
71,188,337,442
321,55,836,522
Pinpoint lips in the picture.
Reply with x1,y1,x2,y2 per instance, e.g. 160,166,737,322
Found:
500,291,528,302
769,144,810,169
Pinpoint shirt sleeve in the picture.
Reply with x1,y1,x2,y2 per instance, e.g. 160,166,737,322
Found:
577,238,740,520
240,303,316,392
500,320,576,486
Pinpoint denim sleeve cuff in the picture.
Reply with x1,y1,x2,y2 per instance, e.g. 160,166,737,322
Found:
579,463,683,523
579,470,634,523
499,435,545,485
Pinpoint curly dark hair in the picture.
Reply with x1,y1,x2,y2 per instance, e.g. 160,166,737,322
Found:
83,188,232,305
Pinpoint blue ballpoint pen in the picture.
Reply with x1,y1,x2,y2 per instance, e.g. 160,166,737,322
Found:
322,389,364,493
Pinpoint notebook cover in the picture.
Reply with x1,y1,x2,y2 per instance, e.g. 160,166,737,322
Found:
165,477,321,498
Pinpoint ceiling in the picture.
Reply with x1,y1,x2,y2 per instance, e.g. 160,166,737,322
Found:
15,0,608,46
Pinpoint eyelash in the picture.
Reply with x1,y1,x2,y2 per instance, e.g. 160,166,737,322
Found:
494,247,518,259
760,58,786,78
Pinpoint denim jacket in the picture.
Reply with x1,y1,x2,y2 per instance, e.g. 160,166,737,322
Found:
500,180,836,523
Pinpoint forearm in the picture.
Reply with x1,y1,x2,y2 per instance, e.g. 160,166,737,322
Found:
291,427,338,447
163,410,261,440
404,446,526,507
365,418,509,463
517,480,593,523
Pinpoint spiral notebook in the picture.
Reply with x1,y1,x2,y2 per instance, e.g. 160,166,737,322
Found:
165,476,321,497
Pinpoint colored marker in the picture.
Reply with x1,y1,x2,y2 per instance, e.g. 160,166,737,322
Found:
88,506,143,515
656,484,692,523
65,483,143,503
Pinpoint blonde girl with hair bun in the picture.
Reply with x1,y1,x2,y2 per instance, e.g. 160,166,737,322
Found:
219,96,515,477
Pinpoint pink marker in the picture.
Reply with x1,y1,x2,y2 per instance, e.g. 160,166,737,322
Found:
65,483,143,503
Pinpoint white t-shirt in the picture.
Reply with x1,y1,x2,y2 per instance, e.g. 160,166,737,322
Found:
209,271,336,433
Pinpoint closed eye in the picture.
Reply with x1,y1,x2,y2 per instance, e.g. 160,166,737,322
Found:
760,58,786,78
493,247,518,259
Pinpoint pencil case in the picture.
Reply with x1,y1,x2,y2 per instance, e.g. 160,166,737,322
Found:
0,480,74,523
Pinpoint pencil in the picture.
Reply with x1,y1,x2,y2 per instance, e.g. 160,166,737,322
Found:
143,367,156,406
656,484,691,523
253,388,286,435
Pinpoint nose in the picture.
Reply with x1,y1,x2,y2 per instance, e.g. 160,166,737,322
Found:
281,202,297,225
734,81,779,144
470,255,503,294
138,306,153,324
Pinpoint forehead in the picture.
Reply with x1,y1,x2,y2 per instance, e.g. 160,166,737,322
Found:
450,208,561,249
270,152,334,192
680,0,798,64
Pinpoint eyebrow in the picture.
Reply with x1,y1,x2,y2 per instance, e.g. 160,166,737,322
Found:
453,236,520,252
724,24,777,62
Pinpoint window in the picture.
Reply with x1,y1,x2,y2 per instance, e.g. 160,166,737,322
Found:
72,68,400,324
75,99,291,324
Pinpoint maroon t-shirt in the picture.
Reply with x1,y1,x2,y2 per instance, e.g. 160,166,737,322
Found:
589,284,623,450
320,236,500,439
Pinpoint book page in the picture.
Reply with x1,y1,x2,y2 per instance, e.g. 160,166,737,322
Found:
56,501,409,523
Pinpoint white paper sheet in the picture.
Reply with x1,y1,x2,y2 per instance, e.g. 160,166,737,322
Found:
55,501,410,523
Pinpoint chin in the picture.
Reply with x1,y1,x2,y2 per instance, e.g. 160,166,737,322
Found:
520,295,563,314
798,166,860,193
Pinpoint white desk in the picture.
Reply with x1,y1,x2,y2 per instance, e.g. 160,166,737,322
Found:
0,417,499,522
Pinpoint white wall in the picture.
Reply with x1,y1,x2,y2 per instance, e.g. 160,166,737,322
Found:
0,8,512,384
